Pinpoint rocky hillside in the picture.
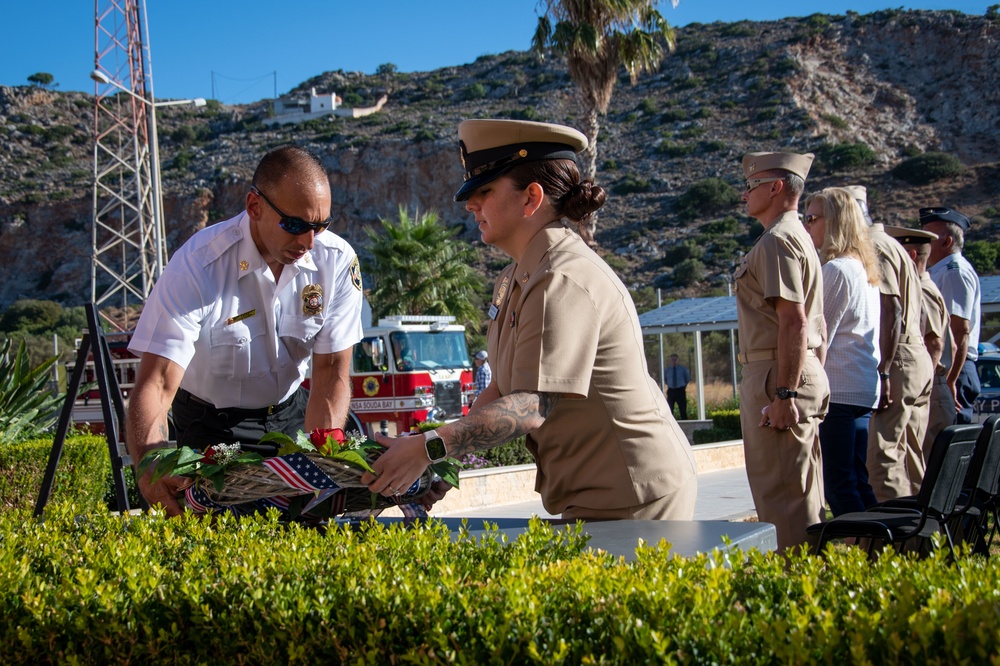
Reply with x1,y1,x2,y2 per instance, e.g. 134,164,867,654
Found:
0,8,998,310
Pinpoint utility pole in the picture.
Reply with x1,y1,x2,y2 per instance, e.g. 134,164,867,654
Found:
91,0,163,329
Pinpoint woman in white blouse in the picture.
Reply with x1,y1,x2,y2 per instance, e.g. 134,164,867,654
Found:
804,187,882,516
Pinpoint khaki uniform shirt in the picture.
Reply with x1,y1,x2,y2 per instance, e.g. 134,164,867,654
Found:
869,224,924,344
734,210,825,356
920,271,952,377
486,224,696,515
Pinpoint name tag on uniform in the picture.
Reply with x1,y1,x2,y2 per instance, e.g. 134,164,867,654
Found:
488,276,510,321
226,309,256,326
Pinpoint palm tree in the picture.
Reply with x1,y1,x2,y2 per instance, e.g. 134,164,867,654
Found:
532,0,679,241
364,207,485,331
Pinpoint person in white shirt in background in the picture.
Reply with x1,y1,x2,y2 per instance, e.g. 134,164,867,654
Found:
804,187,882,516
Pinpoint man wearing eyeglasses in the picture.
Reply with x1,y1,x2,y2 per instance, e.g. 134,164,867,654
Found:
125,145,364,516
734,151,829,553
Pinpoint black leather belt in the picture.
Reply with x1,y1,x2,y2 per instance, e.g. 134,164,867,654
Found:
176,388,297,417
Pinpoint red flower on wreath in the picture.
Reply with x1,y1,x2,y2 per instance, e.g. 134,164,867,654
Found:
309,428,347,456
202,446,218,464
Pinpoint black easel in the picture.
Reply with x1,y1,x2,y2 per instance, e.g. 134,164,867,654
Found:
34,303,147,517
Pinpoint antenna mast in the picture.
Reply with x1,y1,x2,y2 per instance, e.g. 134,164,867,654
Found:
91,0,165,327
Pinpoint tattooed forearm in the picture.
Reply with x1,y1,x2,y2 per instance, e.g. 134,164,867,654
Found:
448,390,560,457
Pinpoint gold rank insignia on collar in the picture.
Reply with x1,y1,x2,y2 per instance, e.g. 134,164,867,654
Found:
302,284,323,315
239,260,249,271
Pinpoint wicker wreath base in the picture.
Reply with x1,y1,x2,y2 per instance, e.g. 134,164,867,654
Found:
188,450,434,514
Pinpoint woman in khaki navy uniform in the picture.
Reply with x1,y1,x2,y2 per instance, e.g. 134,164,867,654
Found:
735,151,829,552
363,119,698,520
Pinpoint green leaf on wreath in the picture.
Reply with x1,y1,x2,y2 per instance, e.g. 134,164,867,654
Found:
431,460,461,488
331,449,375,473
235,452,265,465
147,449,182,483
259,431,306,456
198,463,224,477
209,472,226,493
175,447,206,465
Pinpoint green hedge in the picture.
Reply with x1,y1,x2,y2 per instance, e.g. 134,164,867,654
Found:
693,409,743,444
2,509,1000,663
0,435,110,513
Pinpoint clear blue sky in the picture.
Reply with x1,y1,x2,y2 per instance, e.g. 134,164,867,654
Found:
1,1,991,105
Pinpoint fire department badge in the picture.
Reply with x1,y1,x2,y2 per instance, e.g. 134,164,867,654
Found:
302,284,323,315
362,376,380,396
349,257,363,291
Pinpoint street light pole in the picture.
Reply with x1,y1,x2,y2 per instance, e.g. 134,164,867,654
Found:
90,68,204,295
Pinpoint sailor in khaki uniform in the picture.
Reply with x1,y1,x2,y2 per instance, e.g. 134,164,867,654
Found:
855,187,933,499
735,151,829,552
365,119,697,519
884,225,955,463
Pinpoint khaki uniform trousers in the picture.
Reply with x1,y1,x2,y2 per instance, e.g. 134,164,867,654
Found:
867,341,933,501
924,377,957,466
740,355,829,553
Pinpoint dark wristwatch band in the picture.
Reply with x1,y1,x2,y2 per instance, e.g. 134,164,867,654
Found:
776,387,798,400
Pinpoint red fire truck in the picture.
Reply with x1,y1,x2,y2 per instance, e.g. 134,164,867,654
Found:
346,315,476,436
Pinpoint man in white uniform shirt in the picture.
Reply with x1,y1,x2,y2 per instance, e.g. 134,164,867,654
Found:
922,206,981,424
126,145,364,515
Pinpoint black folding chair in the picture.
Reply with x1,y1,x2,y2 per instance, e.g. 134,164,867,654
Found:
808,423,980,557
946,416,1000,555
874,416,1000,555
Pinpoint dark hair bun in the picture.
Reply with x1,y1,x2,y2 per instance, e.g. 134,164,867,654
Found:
561,181,607,222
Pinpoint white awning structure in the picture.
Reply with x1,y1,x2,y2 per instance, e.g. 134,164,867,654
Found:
638,296,738,422
639,274,1000,420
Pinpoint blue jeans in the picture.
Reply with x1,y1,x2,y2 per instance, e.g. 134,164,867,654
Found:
819,402,878,516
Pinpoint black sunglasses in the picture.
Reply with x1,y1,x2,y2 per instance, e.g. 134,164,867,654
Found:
251,186,332,235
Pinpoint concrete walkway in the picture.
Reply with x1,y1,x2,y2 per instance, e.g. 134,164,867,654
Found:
441,466,756,521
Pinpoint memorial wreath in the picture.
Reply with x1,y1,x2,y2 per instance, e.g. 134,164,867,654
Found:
138,428,461,518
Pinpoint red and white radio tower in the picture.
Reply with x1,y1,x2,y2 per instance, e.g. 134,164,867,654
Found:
89,0,165,327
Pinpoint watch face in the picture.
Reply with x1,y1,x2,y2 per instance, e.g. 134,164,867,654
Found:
426,436,447,462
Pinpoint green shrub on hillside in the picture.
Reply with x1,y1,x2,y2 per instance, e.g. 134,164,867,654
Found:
656,140,695,158
613,175,654,195
675,178,740,220
892,151,964,185
815,142,878,171
673,258,706,286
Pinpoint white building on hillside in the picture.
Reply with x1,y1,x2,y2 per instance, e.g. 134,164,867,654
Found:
267,87,387,126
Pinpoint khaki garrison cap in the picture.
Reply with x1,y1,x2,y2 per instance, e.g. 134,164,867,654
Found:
454,119,588,202
843,184,874,225
885,225,938,245
741,151,814,180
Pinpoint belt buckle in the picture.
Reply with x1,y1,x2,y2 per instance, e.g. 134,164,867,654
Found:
267,404,275,415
